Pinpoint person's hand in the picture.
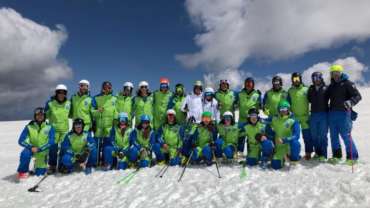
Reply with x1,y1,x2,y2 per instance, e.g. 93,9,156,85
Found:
276,138,283,144
163,144,169,151
31,147,38,153
344,100,352,110
98,107,104,113
117,151,125,159
260,135,267,141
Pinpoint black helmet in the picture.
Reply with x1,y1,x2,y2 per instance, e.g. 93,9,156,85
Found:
244,77,255,89
311,71,324,83
291,72,302,85
33,107,45,121
272,76,283,90
247,108,259,124
72,118,85,134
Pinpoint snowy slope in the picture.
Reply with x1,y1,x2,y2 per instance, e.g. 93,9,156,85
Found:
1,89,370,208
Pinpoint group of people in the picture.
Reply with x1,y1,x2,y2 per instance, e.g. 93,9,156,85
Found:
16,64,362,179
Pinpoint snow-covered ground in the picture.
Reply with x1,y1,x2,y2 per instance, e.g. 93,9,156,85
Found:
1,89,370,208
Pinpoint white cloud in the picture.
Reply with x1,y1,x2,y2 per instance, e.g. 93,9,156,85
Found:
177,0,370,70
203,68,250,90
0,8,73,120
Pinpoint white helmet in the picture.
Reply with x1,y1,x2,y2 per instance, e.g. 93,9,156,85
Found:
166,109,176,115
204,87,215,94
55,84,68,91
223,111,233,117
139,81,149,88
79,79,90,87
123,82,134,89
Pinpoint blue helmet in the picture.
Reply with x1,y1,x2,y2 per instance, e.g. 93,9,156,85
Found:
118,112,129,123
140,114,151,123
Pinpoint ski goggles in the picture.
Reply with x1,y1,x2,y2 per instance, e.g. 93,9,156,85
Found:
34,108,45,115
140,86,148,89
279,107,289,112
330,71,341,77
204,92,213,97
272,81,281,85
73,123,83,128
312,74,323,81
160,83,169,89
56,90,67,95
292,76,301,82
248,113,258,118
220,80,229,84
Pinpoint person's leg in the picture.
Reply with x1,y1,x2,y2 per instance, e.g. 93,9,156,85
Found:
338,112,359,160
201,145,212,165
17,148,32,173
318,113,329,159
329,111,342,159
310,113,320,156
289,140,301,161
223,145,235,159
214,138,224,158
246,144,260,166
61,153,74,173
152,143,165,162
103,145,115,169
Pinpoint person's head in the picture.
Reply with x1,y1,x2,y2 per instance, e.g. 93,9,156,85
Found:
33,107,45,124
247,108,259,125
117,112,129,129
72,118,84,135
101,81,112,95
330,64,343,83
219,80,229,92
201,111,212,125
122,82,134,96
166,109,176,124
175,83,185,96
78,80,90,95
138,81,149,96
272,76,283,91
140,114,151,129
193,80,203,95
159,77,170,92
55,84,67,102
311,72,324,86
244,77,255,92
204,87,214,101
278,100,290,117
291,72,302,87
222,111,234,126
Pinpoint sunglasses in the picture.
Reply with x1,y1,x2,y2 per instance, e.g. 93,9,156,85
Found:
56,90,67,95
279,107,289,112
292,77,301,82
140,86,148,89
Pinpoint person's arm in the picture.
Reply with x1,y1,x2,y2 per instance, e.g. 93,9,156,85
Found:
86,132,96,152
282,120,300,143
346,81,362,107
156,127,164,146
129,130,140,150
181,95,189,112
18,126,32,149
256,90,262,109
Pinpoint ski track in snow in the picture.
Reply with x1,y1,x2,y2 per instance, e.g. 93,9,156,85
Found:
1,88,370,208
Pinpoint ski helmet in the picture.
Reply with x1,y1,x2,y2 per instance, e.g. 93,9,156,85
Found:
311,71,323,83
175,83,185,95
245,77,255,89
291,72,302,85
220,79,229,85
72,118,85,134
123,82,134,89
139,81,149,88
140,114,151,123
79,80,90,87
223,111,233,119
118,112,129,124
33,107,45,121
194,80,203,87
202,111,212,118
55,84,67,92
247,108,259,124
272,76,283,90
277,100,290,112
330,65,344,73
166,109,176,116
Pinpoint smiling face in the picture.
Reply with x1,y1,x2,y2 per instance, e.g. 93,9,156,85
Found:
35,113,45,123
73,124,83,134
331,71,341,82
56,90,66,102
102,83,112,95
79,84,89,95
220,82,228,91
167,113,176,124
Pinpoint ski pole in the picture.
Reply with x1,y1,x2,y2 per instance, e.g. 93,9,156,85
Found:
178,150,193,182
212,149,221,178
155,165,168,178
28,174,49,192
159,165,169,178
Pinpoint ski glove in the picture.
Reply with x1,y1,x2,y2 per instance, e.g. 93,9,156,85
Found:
344,100,353,110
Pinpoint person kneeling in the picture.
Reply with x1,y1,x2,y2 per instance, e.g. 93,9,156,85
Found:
103,112,133,171
60,118,97,174
215,111,239,162
267,100,301,170
153,109,184,166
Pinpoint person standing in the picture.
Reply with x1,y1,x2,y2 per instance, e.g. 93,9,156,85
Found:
327,65,361,165
263,76,288,117
308,72,329,161
116,82,134,126
70,80,92,131
153,78,173,130
236,77,262,123
45,84,71,173
288,72,313,160
168,83,187,125
133,81,154,126
181,81,204,123
215,80,237,117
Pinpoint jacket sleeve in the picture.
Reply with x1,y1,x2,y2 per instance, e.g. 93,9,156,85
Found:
18,126,32,149
265,124,275,141
44,100,51,120
167,95,175,109
262,92,268,111
256,90,262,109
129,130,140,150
181,95,189,112
86,132,96,152
109,128,118,150
61,133,73,155
39,127,55,152
156,127,164,146
346,81,362,106
283,120,300,143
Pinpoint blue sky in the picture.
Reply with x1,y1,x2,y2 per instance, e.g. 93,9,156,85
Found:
0,0,370,120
